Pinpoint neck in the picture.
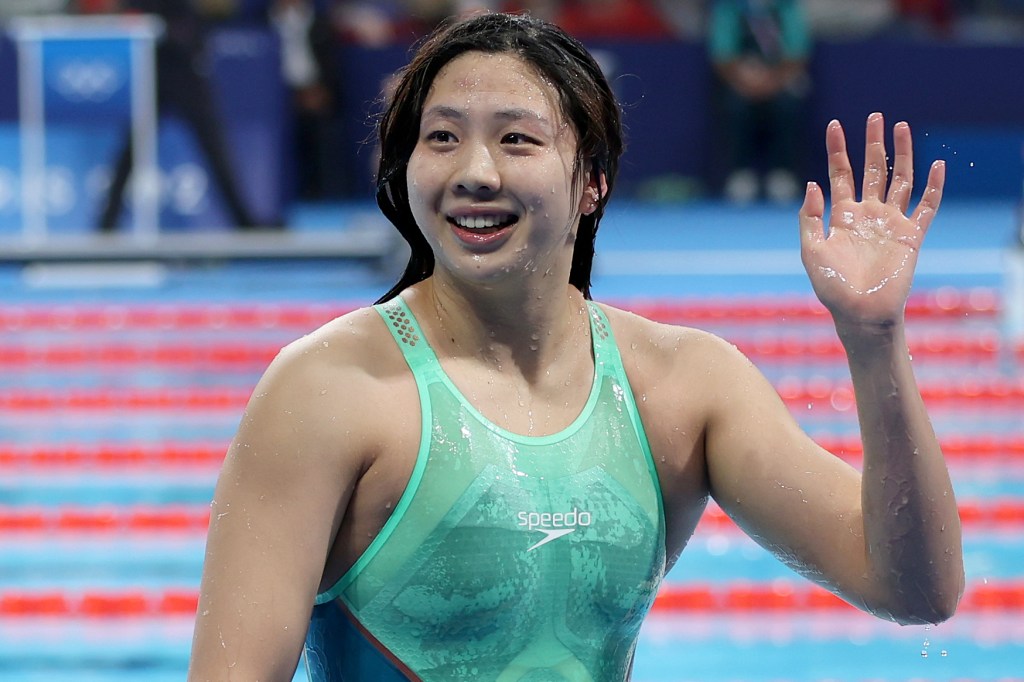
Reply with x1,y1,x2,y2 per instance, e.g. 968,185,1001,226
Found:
417,276,589,382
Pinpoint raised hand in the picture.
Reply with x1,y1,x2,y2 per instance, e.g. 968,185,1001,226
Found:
799,113,945,328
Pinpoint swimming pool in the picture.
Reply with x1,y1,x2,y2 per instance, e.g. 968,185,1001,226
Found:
1,200,1022,681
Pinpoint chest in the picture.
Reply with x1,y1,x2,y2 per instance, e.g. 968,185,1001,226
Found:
329,381,667,678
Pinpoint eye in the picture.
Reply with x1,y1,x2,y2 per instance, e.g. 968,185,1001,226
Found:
426,130,457,144
501,132,537,145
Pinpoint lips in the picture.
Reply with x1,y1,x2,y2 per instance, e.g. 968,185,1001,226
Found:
447,213,519,246
448,213,518,233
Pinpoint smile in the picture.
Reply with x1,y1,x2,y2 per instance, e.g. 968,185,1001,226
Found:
448,214,518,232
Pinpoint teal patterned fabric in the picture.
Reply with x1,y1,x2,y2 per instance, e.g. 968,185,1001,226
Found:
305,297,666,681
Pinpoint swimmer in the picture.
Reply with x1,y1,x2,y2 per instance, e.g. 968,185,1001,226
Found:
187,12,964,681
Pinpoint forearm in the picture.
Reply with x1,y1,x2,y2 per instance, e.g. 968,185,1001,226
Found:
840,320,964,623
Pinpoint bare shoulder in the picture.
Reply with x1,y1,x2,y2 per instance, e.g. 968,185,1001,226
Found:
238,305,404,466
595,302,748,376
594,300,769,423
274,305,401,382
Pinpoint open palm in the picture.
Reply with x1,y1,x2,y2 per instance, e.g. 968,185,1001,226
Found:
799,113,945,327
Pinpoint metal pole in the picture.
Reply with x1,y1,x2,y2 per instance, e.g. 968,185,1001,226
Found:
16,38,46,243
130,33,160,241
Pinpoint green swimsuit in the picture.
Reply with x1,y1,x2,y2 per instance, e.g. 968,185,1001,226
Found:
304,297,666,681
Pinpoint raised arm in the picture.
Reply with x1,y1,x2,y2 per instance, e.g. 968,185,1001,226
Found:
799,113,964,620
187,332,364,680
704,114,963,625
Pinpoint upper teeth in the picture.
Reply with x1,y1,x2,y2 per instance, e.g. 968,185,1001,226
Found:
453,215,509,229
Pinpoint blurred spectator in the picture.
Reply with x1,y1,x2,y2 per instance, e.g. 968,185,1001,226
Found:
955,0,1024,41
708,0,811,204
802,0,896,40
88,0,263,231
897,0,955,36
331,0,496,45
0,0,69,20
651,0,707,40
270,0,347,201
331,1,405,46
549,0,676,40
332,1,685,45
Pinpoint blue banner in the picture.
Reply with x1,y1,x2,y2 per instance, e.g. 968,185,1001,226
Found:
41,37,134,124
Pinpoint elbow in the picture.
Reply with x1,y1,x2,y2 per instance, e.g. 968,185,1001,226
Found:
888,595,960,626
877,572,966,626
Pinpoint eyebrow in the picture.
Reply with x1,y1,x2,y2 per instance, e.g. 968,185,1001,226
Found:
422,105,553,127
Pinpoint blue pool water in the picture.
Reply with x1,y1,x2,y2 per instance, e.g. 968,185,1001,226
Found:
2,200,1022,680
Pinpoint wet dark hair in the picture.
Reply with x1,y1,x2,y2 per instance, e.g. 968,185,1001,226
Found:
374,12,623,303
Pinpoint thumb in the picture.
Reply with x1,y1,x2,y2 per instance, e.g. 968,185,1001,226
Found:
799,181,826,251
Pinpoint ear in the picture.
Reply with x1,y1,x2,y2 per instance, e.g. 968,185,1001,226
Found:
578,170,609,216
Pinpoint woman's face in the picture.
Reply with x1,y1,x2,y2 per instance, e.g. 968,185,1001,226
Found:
406,51,592,289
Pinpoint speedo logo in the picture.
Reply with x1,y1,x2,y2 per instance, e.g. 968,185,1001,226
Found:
517,508,592,551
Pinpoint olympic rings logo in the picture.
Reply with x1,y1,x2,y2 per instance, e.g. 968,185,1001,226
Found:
49,59,125,102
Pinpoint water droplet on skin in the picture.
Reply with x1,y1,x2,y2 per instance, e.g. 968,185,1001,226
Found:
320,389,328,396
322,341,329,348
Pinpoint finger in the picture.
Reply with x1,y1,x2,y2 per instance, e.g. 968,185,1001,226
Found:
886,121,914,213
861,112,888,203
799,181,826,251
826,120,855,204
909,160,945,236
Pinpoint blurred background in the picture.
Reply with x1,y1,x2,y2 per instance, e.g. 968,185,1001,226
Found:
1,1,1024,681
0,0,1022,237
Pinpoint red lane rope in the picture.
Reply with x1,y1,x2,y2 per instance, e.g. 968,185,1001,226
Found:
694,501,1024,532
4,436,1024,472
0,506,210,533
5,378,1024,411
776,377,1024,409
0,332,1005,368
0,580,1019,617
814,435,1024,461
0,444,226,469
651,580,1024,613
2,500,1022,535
0,344,280,367
0,388,251,411
0,303,354,332
0,288,1000,332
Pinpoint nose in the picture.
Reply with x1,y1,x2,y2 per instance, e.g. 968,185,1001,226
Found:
453,141,500,196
